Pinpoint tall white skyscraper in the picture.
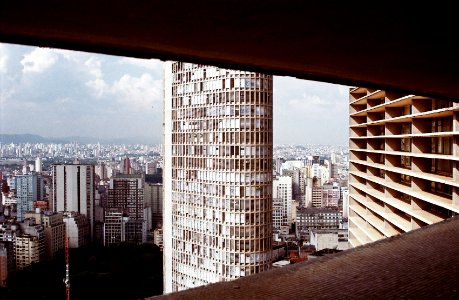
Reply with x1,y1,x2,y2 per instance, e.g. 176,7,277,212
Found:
35,157,42,173
52,164,95,240
164,62,273,292
273,176,293,225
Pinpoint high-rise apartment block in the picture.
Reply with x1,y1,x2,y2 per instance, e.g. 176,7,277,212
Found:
15,236,40,270
16,219,45,269
52,164,95,240
349,87,459,248
164,62,273,292
24,210,65,258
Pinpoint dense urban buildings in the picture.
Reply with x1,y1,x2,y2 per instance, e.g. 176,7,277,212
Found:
348,87,459,247
0,141,164,288
163,62,274,292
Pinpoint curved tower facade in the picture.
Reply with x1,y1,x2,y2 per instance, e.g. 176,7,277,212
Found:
164,62,273,292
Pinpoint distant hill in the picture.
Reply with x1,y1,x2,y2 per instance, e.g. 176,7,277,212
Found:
0,134,161,145
0,134,67,144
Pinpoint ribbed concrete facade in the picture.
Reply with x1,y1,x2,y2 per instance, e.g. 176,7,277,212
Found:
164,62,273,292
349,87,459,248
52,164,95,240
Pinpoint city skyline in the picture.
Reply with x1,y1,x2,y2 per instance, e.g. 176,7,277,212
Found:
0,43,349,146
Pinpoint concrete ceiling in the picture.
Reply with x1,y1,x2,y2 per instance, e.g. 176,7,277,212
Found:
1,1,458,100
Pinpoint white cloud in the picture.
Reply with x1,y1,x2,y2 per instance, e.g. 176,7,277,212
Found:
85,56,103,78
111,73,162,111
0,44,8,74
21,48,58,74
118,57,163,71
53,48,88,63
86,78,109,98
85,71,162,111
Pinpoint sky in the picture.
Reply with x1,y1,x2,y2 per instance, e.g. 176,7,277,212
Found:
0,42,349,146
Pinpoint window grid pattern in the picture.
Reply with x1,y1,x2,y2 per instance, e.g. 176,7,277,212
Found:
170,63,273,291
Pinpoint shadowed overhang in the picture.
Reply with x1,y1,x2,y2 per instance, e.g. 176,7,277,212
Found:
1,1,458,100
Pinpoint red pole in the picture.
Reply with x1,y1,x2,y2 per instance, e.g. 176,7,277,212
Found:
64,230,70,300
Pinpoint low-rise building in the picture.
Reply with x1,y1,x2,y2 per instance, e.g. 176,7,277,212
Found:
296,207,343,240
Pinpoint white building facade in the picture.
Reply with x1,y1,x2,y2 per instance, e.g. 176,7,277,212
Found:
164,62,273,292
52,164,95,240
273,176,293,225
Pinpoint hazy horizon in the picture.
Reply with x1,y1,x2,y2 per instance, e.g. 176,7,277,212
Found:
0,43,349,146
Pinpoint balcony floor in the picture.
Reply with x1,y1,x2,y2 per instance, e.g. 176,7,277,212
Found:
151,215,459,299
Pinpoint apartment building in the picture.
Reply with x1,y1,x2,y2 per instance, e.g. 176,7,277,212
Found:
349,87,459,247
164,62,273,292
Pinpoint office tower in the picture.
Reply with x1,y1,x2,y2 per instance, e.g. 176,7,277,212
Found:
52,164,96,240
144,182,163,230
103,208,129,246
348,87,459,248
164,62,273,292
273,176,293,225
15,173,38,221
107,174,146,243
